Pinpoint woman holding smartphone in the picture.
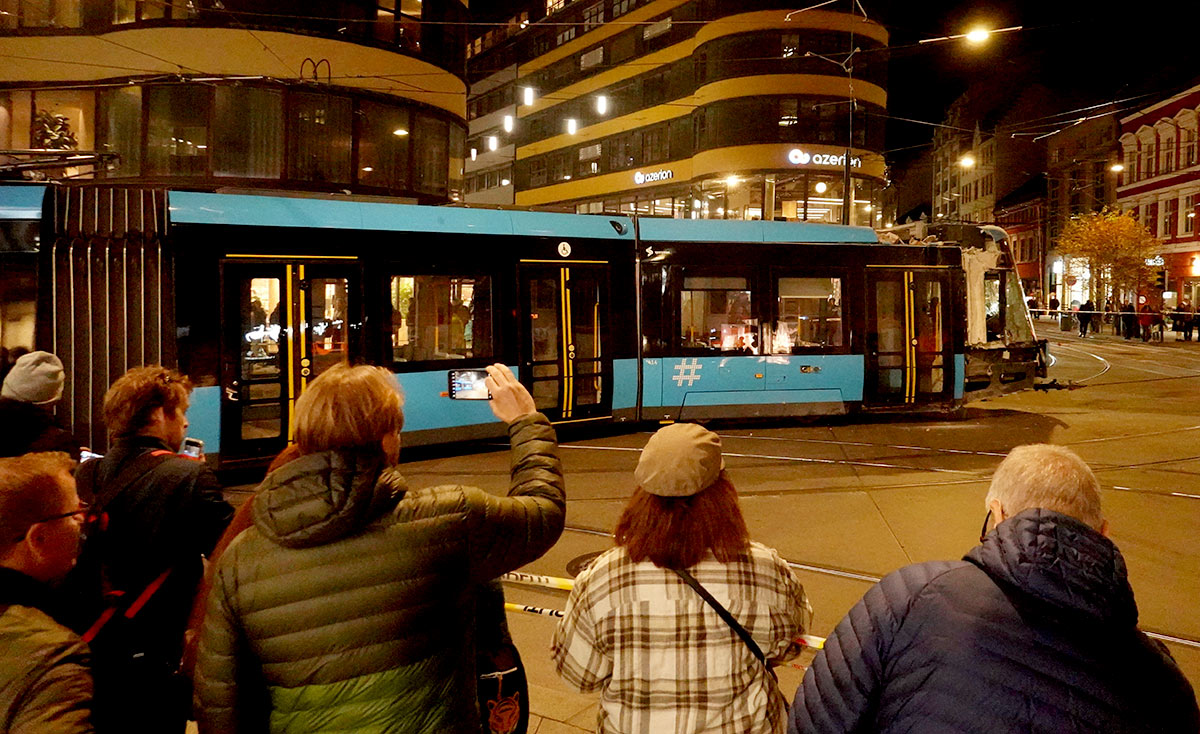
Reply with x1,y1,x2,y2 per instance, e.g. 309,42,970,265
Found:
194,363,565,734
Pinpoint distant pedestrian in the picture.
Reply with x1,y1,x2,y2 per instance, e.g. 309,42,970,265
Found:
1048,295,1060,315
553,423,810,734
1122,302,1137,340
1079,299,1094,337
0,351,80,460
1139,305,1154,342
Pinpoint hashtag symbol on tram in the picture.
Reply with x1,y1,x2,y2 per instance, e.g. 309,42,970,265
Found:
672,358,703,387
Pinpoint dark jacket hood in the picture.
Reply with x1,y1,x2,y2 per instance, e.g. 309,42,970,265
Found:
966,508,1138,629
252,450,407,549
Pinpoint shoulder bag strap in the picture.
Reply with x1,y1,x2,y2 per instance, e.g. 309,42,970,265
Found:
672,567,772,673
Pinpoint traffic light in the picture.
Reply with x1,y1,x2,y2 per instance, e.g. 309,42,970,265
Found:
1154,269,1167,290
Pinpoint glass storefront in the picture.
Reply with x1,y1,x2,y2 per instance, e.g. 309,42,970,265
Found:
2,81,462,201
574,172,882,222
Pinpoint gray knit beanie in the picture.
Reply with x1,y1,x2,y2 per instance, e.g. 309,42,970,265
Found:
2,351,65,405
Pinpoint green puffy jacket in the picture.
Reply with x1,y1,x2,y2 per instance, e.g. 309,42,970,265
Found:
0,569,94,734
194,414,565,734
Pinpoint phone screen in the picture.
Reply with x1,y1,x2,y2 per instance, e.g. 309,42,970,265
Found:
448,369,491,400
181,438,204,458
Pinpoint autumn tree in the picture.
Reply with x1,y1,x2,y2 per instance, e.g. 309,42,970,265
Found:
1055,207,1157,302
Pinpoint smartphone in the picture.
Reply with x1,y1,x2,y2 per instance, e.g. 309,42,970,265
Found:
448,369,491,400
80,449,103,462
181,437,204,458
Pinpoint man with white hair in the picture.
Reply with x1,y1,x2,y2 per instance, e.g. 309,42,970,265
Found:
789,443,1198,734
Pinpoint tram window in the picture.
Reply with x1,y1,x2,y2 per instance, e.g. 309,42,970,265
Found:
984,272,1003,342
770,277,843,353
390,275,492,363
680,276,757,354
240,277,283,440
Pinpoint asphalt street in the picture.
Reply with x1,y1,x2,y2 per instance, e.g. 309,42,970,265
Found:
395,321,1200,732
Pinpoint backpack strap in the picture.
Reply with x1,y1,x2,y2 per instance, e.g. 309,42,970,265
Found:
88,449,177,519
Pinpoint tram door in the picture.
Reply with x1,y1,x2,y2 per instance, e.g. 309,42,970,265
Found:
220,259,359,461
865,268,953,406
519,263,611,423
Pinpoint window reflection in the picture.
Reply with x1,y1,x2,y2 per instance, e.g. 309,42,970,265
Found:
680,276,757,354
771,277,842,353
309,278,347,378
240,277,282,440
390,275,491,362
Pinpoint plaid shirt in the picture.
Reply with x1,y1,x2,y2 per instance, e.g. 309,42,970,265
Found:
552,541,810,734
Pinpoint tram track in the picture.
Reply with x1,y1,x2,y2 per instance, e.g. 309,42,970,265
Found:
535,526,1200,652
1049,338,1200,386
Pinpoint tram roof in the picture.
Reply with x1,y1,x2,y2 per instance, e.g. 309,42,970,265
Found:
0,185,46,220
637,218,879,244
167,191,636,240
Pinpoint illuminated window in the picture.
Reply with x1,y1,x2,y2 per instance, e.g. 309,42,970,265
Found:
771,277,843,353
679,276,756,354
389,275,492,363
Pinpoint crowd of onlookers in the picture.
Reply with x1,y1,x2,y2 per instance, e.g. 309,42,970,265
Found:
1027,295,1200,342
0,351,1197,733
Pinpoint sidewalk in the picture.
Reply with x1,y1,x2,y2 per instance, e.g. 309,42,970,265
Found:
1032,315,1200,348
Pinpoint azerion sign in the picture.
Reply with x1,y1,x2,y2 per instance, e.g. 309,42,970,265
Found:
788,148,862,168
634,169,674,185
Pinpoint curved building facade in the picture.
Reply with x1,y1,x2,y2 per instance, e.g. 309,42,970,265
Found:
0,0,467,202
465,0,888,224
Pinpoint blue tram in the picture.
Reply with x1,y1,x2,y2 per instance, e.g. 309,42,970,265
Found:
0,184,1040,468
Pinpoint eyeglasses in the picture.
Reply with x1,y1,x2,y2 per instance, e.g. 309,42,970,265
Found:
13,502,90,542
979,509,992,543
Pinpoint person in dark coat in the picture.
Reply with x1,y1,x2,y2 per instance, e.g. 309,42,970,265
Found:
69,366,233,733
0,351,80,460
1079,299,1094,336
1122,301,1138,339
788,443,1199,734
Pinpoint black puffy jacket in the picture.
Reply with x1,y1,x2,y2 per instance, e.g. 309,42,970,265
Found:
789,509,1199,734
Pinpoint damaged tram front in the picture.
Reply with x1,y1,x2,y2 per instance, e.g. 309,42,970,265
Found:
881,222,1048,398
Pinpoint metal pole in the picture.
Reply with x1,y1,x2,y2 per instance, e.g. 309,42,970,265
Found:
842,17,854,226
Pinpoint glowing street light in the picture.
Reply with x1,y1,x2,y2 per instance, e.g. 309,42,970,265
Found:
959,155,976,168
918,25,1022,45
965,28,990,44
1110,162,1125,172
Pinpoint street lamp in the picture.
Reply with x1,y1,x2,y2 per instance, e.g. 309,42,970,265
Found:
918,25,1022,45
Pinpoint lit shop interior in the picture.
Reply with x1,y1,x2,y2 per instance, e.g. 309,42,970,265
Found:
572,172,883,223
